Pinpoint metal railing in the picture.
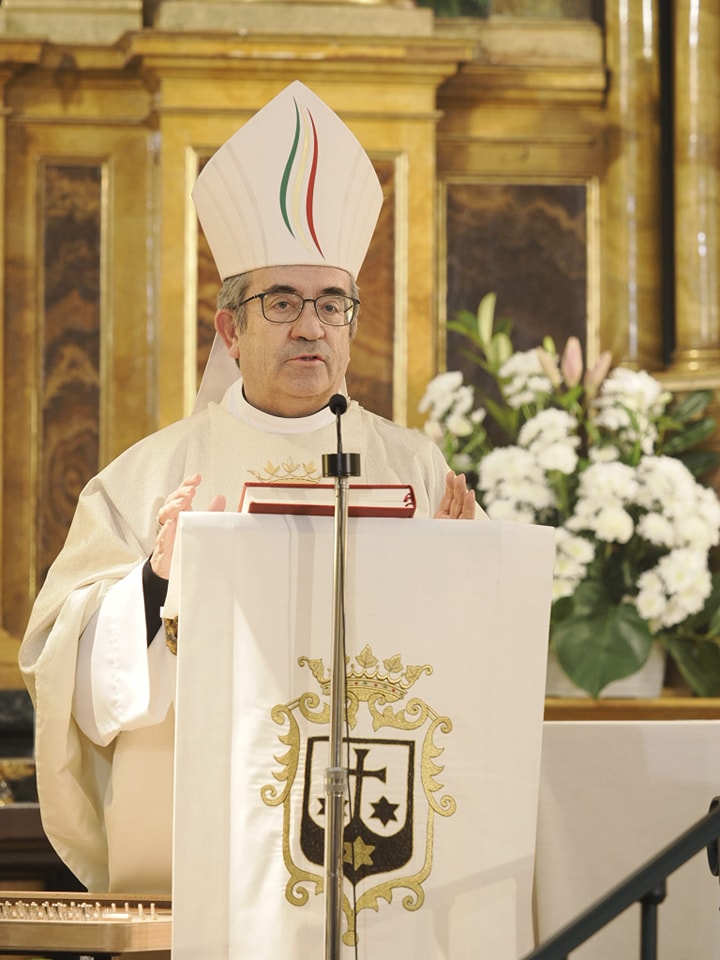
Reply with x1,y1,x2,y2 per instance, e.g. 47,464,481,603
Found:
522,797,720,960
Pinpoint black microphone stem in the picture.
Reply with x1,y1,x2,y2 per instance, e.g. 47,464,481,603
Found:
322,395,360,960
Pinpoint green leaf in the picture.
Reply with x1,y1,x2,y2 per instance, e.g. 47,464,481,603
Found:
668,389,713,422
660,635,720,697
662,417,717,454
676,449,720,479
447,313,483,347
551,580,653,697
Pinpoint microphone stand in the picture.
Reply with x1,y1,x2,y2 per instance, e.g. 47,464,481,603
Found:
321,395,360,960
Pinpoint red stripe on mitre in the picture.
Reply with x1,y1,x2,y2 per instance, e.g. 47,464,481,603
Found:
305,111,324,257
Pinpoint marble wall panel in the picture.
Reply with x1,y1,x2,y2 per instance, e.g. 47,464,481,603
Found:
39,163,101,585
444,180,590,385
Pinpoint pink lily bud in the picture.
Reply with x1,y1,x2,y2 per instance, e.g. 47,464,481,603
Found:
584,350,613,399
536,347,563,388
560,336,584,387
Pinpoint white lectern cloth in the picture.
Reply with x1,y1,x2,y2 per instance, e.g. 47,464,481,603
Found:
171,515,554,959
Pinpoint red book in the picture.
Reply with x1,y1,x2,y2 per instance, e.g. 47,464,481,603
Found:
237,483,416,518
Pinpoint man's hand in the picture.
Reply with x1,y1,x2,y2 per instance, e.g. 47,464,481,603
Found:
151,473,226,579
434,471,476,520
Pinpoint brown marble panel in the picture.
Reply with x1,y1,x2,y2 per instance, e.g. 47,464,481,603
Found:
196,158,395,420
347,158,395,420
39,164,101,584
445,180,588,382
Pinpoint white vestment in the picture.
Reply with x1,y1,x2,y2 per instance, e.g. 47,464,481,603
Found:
19,382,471,893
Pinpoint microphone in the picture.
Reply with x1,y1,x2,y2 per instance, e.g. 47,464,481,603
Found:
328,393,347,417
322,394,361,479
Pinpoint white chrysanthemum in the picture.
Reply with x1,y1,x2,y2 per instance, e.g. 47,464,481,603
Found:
577,461,638,502
519,408,579,448
497,477,555,510
499,349,544,378
451,384,475,416
485,499,537,524
638,549,713,628
499,349,553,408
535,442,579,475
422,419,445,444
596,368,670,415
505,388,536,409
446,412,474,437
593,406,631,432
552,577,578,601
590,505,635,543
418,371,464,419
554,554,587,584
555,528,596,565
696,486,720,541
635,570,667,621
592,369,671,455
635,456,695,508
673,511,718,553
477,446,541,491
589,444,620,463
452,453,474,471
637,512,676,548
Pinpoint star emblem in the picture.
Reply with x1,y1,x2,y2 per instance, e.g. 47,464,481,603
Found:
370,795,399,827
343,836,375,869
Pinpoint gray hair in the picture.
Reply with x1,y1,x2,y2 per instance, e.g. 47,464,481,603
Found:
216,271,360,338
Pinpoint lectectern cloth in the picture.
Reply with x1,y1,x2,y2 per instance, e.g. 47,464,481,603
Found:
171,514,554,960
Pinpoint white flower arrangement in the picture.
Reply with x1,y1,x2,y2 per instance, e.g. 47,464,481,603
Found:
420,294,720,696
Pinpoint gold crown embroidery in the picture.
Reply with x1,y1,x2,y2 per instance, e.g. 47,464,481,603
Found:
248,459,322,483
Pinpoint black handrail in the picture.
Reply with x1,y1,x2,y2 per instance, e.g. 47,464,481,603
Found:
522,797,720,960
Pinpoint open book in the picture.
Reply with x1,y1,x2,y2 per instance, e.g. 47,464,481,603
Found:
237,483,416,518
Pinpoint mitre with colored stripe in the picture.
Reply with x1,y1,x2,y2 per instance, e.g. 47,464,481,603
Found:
192,81,383,280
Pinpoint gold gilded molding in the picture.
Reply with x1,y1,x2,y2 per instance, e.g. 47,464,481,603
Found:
601,0,663,372
672,0,720,375
1,0,142,45
153,0,433,38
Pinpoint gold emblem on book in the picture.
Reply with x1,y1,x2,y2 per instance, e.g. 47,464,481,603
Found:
261,644,457,947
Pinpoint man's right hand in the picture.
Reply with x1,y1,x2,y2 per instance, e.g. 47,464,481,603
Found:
151,473,226,579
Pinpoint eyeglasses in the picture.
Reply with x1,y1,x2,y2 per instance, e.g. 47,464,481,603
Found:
237,291,359,327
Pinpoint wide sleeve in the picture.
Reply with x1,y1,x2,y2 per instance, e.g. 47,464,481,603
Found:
72,563,177,747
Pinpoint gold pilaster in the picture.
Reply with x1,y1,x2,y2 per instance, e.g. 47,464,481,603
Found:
601,0,663,370
672,0,720,373
0,40,44,687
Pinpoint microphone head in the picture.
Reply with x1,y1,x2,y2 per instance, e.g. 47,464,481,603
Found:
329,394,348,416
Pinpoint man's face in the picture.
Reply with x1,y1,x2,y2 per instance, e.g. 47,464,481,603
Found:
216,265,354,417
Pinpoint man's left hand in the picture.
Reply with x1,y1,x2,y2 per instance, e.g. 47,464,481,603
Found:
434,471,476,520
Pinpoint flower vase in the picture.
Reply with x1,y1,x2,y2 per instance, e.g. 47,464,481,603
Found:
545,643,666,699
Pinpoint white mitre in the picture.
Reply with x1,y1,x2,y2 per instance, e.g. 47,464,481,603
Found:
191,80,383,412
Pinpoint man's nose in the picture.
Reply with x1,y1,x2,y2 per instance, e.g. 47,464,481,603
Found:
291,300,324,336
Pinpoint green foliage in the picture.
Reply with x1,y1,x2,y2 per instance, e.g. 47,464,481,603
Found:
552,580,654,698
421,293,720,697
